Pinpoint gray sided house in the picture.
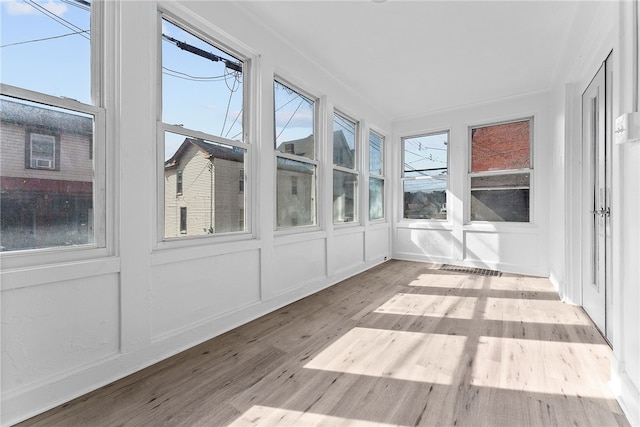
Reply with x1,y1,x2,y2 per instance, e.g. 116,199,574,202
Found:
164,138,245,237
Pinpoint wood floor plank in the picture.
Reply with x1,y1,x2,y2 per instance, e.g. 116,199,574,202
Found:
17,260,630,427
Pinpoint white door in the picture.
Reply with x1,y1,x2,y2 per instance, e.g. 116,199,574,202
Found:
581,59,612,340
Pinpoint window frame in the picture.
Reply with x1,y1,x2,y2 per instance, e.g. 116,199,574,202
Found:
467,117,534,224
401,129,450,222
368,129,385,222
156,10,255,247
27,132,58,171
273,77,320,233
0,0,110,267
332,110,359,226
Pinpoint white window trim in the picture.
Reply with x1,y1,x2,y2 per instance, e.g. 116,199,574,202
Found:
154,8,259,251
332,110,360,226
400,129,451,223
0,0,110,269
29,133,57,170
466,117,534,224
273,77,322,234
367,128,386,223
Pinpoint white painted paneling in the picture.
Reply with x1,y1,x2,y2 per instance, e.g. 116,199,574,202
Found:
396,228,454,260
366,226,390,261
464,231,538,269
332,231,365,274
1,275,119,394
150,250,260,340
270,238,326,298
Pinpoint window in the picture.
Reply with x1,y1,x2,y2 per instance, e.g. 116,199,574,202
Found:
274,80,317,229
333,112,358,224
28,133,58,170
402,131,449,220
469,119,532,222
0,0,103,253
369,131,384,221
161,16,248,240
180,207,187,234
176,170,183,195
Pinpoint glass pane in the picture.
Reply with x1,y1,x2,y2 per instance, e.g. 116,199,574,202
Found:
164,131,246,238
369,177,384,221
470,173,530,222
274,81,314,160
162,19,243,141
0,97,94,251
333,112,356,169
403,177,447,220
0,0,92,103
333,170,357,223
403,132,448,178
276,158,316,228
369,131,383,176
471,120,530,172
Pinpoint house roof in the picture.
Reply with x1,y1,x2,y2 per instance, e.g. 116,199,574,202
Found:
165,137,244,169
0,99,93,135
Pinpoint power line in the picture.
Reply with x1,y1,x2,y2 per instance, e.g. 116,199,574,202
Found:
276,99,305,141
162,66,230,82
162,33,242,73
0,29,89,48
24,0,90,40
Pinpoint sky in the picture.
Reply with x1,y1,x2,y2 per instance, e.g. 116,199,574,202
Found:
0,0,311,162
1,0,437,177
403,131,448,193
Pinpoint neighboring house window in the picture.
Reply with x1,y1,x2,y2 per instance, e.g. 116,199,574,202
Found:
274,79,317,229
161,16,249,240
176,170,183,195
402,131,449,220
28,133,58,170
333,111,358,224
369,130,384,221
180,207,187,234
469,118,532,222
0,1,103,254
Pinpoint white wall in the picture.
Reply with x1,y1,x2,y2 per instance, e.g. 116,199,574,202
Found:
0,2,392,424
392,92,551,277
546,1,640,424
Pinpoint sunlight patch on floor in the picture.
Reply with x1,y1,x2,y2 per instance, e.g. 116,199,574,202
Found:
482,298,593,325
304,327,466,385
374,293,478,319
228,405,409,427
471,336,612,398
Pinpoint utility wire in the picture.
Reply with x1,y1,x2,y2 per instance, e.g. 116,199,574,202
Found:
0,29,89,48
162,33,242,72
162,66,229,82
276,99,305,141
24,0,90,40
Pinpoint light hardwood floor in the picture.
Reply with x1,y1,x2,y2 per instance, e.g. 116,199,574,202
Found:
18,260,630,426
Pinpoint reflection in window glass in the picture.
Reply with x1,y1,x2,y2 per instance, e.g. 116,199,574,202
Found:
276,158,316,228
369,177,384,220
0,0,92,103
402,131,448,220
162,19,243,141
403,178,447,220
274,81,314,160
333,170,357,223
164,132,245,238
0,97,94,251
470,173,530,222
333,113,356,169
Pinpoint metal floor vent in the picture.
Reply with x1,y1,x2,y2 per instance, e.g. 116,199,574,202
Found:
438,264,503,277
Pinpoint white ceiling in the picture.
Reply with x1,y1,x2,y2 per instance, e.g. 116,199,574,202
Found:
240,1,580,121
